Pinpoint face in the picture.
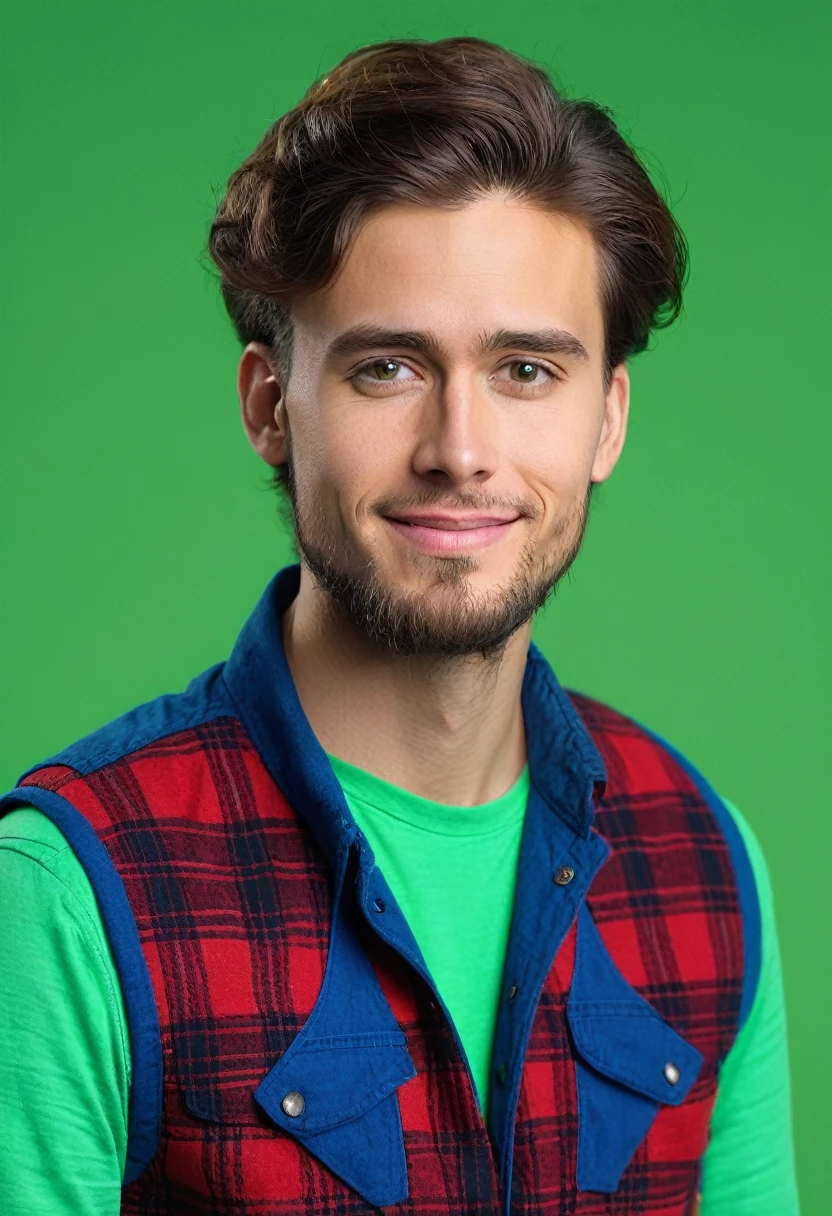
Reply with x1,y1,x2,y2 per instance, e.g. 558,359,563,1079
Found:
240,193,629,659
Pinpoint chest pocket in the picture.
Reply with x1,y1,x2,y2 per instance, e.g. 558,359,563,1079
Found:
169,871,418,1211
171,1018,298,1126
566,902,705,1193
168,1020,415,1210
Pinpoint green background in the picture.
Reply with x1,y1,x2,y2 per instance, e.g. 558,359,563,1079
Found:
2,1,828,1208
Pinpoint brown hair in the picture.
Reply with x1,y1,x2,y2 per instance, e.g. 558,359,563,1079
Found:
208,36,687,481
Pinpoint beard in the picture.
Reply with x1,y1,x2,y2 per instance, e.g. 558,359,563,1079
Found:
280,441,595,663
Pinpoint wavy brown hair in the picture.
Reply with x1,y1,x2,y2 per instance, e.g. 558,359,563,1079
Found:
208,36,687,491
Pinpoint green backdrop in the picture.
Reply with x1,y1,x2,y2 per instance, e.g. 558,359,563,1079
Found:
2,1,828,1208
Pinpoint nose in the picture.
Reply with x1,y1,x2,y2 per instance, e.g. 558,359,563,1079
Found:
410,373,499,486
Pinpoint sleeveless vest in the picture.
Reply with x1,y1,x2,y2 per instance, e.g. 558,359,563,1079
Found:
1,565,759,1216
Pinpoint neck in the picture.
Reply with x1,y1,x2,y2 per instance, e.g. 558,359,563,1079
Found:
281,566,530,806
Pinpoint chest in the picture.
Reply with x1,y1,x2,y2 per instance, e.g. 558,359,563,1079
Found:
110,769,739,1215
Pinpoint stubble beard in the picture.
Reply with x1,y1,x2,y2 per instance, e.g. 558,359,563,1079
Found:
281,447,595,663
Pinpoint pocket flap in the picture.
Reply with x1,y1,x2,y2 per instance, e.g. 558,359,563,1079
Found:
253,1029,416,1134
252,1027,416,1207
566,1000,702,1106
566,902,705,1193
250,859,417,1207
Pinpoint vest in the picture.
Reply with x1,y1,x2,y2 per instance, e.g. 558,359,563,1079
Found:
1,564,760,1216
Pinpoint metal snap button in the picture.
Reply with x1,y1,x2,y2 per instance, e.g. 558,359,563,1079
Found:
373,896,386,913
663,1062,680,1086
281,1090,305,1118
553,865,575,886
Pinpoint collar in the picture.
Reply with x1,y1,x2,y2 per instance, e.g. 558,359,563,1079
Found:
221,563,607,866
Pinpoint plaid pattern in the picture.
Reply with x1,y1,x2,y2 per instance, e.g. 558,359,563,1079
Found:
510,691,743,1215
21,693,743,1216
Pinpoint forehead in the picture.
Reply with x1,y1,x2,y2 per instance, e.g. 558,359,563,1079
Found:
292,194,604,359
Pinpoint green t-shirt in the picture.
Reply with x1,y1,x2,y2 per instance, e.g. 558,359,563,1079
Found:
0,767,800,1214
327,751,529,1110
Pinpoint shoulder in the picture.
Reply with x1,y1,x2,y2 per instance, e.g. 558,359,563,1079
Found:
0,803,77,857
0,803,137,928
566,687,752,842
1,661,241,857
0,806,127,1018
565,688,722,801
17,661,231,784
0,807,122,1003
713,795,771,903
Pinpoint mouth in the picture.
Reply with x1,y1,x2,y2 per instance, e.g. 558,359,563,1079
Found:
382,513,522,555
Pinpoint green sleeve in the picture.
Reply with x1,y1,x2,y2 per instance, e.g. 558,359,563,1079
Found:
699,797,800,1214
0,806,131,1215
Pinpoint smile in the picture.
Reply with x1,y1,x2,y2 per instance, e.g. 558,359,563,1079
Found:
383,515,521,555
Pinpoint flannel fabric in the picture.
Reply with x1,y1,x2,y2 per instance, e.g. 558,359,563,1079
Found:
3,565,753,1215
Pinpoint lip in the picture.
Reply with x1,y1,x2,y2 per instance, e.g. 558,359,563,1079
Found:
386,512,519,528
383,514,521,555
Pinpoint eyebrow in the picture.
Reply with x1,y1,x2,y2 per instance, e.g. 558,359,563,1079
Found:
325,324,590,365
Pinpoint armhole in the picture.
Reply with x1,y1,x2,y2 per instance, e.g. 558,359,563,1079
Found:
625,725,763,1036
0,786,162,1184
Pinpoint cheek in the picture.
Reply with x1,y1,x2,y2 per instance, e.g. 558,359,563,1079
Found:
290,398,383,515
517,423,598,510
506,384,603,478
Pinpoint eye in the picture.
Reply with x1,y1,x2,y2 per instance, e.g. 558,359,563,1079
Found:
494,359,559,389
352,358,419,388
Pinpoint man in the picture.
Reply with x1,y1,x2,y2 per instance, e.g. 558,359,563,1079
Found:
0,35,799,1215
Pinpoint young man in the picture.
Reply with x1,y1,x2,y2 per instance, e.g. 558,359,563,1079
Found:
0,36,799,1216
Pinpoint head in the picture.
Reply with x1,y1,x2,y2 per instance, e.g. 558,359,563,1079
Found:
208,37,687,661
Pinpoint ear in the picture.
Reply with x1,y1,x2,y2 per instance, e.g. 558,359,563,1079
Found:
238,342,289,467
590,362,630,484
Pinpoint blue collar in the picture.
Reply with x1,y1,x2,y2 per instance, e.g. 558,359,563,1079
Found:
221,563,607,866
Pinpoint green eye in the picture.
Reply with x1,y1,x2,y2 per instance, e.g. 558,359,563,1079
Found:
370,359,400,380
